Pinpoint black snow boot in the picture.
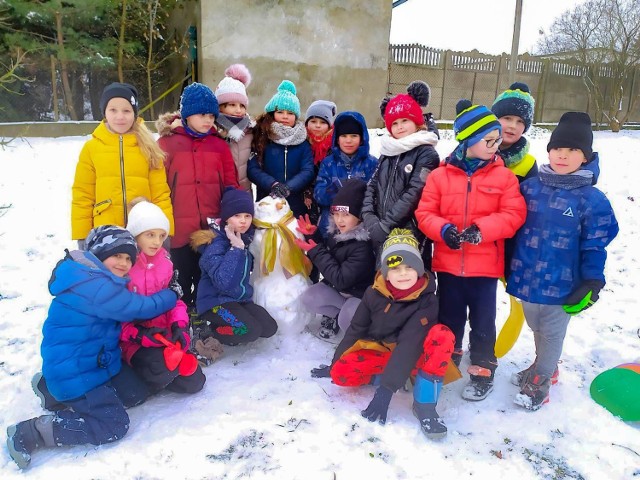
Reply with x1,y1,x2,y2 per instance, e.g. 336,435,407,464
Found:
413,402,447,440
461,374,494,401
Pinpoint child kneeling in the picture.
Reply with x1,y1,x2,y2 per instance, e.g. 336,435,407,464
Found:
190,187,278,349
311,229,455,439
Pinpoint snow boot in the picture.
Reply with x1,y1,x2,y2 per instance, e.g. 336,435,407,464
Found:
461,366,494,401
6,415,56,469
319,316,340,340
413,371,447,439
514,374,551,411
511,365,559,388
31,373,65,411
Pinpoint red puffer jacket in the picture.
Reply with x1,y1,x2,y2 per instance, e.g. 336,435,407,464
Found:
157,112,239,248
416,154,526,278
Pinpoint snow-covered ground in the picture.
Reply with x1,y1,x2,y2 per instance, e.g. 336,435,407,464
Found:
0,128,638,479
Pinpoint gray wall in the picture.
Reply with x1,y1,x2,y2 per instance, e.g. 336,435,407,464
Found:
198,0,390,126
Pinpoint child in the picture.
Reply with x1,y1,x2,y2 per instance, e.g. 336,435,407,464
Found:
157,82,239,310
361,81,439,268
492,82,538,182
121,198,206,392
507,112,618,410
247,80,314,217
310,229,455,439
304,99,337,225
6,226,180,469
416,100,527,401
296,178,376,340
190,187,278,347
215,63,255,193
72,82,174,245
314,111,378,237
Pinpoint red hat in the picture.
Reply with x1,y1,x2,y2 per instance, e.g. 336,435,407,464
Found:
381,81,430,132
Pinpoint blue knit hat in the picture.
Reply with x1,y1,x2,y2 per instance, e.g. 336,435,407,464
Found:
264,80,300,117
453,100,502,147
180,82,219,119
86,225,138,265
220,186,255,221
491,82,536,132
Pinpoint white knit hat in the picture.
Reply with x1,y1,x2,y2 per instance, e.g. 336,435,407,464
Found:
215,64,252,107
126,201,170,238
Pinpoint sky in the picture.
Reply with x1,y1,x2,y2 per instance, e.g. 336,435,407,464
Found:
0,128,639,479
390,0,589,55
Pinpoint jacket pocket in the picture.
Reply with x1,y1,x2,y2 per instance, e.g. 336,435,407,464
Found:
93,199,112,217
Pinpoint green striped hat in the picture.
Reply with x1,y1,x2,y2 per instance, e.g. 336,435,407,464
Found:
453,99,502,147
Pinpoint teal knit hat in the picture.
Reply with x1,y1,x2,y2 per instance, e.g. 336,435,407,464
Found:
264,80,301,117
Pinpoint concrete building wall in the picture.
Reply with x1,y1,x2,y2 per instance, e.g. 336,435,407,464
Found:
198,0,391,127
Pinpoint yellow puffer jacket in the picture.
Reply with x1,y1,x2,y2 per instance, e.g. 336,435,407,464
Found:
71,120,174,240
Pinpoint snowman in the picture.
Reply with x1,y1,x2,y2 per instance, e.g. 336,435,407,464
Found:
249,195,314,335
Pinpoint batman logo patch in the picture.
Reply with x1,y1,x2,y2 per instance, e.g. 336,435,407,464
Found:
386,254,403,268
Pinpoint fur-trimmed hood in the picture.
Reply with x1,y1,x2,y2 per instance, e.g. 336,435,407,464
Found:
156,111,183,137
190,229,217,251
326,218,370,243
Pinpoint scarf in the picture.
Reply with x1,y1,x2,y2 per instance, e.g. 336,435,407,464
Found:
270,121,308,146
499,136,529,169
216,114,253,142
538,164,593,189
252,210,312,278
385,276,426,300
181,119,211,139
379,130,439,156
448,143,489,174
308,128,333,165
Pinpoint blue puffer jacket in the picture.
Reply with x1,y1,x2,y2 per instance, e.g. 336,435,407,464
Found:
41,250,177,401
314,112,378,236
506,154,619,304
247,139,314,217
196,224,255,314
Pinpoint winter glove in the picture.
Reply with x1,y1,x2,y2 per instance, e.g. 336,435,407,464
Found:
225,225,245,249
294,237,318,253
361,385,394,425
459,224,482,245
168,269,183,299
310,364,331,378
194,337,224,363
563,280,605,315
442,225,461,250
134,326,168,348
270,182,291,199
369,223,389,247
296,214,318,236
170,322,190,350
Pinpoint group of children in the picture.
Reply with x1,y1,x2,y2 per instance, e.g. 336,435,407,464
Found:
6,68,619,468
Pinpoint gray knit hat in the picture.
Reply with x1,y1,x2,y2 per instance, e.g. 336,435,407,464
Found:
305,100,337,127
380,228,424,277
86,225,138,265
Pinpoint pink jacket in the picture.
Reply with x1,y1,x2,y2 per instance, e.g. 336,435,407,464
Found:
416,155,526,278
120,247,189,364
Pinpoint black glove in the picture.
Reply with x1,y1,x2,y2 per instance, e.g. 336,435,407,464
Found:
168,269,183,299
563,280,605,315
460,224,482,245
170,322,189,350
134,326,167,347
270,182,291,198
361,385,393,425
369,223,389,246
310,364,331,378
442,225,461,250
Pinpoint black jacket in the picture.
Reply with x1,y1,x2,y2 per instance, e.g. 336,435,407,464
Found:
331,271,439,392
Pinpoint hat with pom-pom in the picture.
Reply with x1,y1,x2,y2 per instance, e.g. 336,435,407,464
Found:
491,82,536,132
381,81,430,133
305,100,337,127
220,186,255,221
265,80,300,117
453,99,502,147
86,225,138,266
215,64,252,107
180,82,219,119
380,228,425,277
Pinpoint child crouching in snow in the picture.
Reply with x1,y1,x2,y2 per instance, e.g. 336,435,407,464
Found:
190,187,278,351
311,229,455,439
7,226,181,469
295,178,376,340
120,198,206,392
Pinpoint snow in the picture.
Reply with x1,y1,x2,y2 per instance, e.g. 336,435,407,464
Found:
1,129,639,479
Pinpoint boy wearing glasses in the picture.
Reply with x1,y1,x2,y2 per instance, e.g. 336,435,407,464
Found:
415,100,526,401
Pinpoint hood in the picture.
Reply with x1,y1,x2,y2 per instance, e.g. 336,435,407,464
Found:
155,111,184,137
326,218,370,243
48,250,127,296
584,152,601,185
330,111,370,160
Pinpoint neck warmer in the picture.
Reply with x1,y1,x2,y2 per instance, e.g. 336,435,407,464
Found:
269,120,308,146
385,276,426,300
499,136,529,169
308,129,333,165
538,163,593,189
379,130,438,156
181,119,211,138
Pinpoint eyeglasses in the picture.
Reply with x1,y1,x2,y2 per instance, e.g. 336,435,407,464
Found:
484,137,503,148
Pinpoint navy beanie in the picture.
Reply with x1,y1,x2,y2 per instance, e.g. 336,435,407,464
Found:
491,82,536,132
334,115,363,138
547,112,593,160
100,82,139,117
220,187,255,221
180,82,219,119
86,225,138,265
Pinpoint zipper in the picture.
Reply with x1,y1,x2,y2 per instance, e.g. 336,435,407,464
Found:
382,156,400,213
461,175,472,276
119,136,128,226
284,146,288,181
170,171,178,205
236,251,249,300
